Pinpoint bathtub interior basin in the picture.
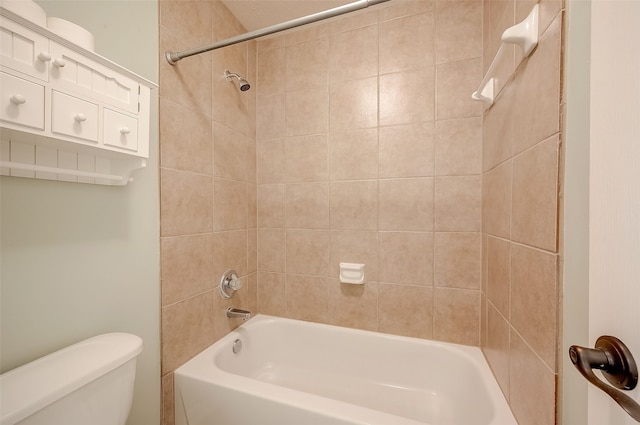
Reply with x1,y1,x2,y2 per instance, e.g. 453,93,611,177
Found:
175,315,517,425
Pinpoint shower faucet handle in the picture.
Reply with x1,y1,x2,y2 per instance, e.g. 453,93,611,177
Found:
219,269,242,299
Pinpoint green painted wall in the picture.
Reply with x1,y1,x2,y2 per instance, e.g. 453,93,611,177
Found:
0,1,160,423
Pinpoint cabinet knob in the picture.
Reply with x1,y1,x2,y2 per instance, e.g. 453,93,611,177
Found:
37,52,52,62
74,113,87,122
119,127,131,135
10,94,26,105
52,58,66,68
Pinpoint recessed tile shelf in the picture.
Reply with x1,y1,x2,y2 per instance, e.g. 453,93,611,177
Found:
0,6,157,185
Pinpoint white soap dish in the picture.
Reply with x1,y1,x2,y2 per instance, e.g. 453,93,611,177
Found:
339,262,365,284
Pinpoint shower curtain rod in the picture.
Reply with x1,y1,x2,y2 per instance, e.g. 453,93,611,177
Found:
165,0,390,65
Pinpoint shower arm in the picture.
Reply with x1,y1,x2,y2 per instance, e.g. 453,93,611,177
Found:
165,0,390,65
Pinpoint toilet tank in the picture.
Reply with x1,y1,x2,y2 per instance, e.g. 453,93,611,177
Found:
0,333,143,425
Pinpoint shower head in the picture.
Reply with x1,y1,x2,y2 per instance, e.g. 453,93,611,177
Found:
224,70,251,92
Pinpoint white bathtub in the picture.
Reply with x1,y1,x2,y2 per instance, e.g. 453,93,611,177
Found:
174,315,517,425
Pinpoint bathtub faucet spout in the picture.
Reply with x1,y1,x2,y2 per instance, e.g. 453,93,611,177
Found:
226,307,251,320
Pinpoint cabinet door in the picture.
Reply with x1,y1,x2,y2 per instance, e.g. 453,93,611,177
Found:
51,90,98,143
49,42,139,114
0,71,45,130
103,108,138,152
0,16,49,81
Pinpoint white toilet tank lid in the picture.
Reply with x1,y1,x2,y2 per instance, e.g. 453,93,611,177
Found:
0,332,143,425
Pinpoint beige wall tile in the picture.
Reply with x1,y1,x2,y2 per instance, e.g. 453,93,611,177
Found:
257,228,286,273
247,183,257,229
161,291,214,374
159,0,212,46
482,161,512,239
379,12,434,74
160,98,212,175
330,77,378,131
435,1,482,64
286,38,329,91
482,81,516,172
284,21,329,46
213,123,248,181
257,46,285,97
487,0,514,65
379,178,434,231
214,179,248,231
257,272,286,315
256,139,286,184
511,15,561,155
436,58,482,120
380,68,435,126
212,63,251,138
285,275,329,322
379,122,434,178
247,140,257,184
161,234,215,306
486,236,511,318
511,244,558,370
211,0,246,39
285,87,329,136
328,280,378,331
160,168,213,237
481,0,491,72
378,0,434,22
161,372,174,425
285,134,328,182
328,8,378,34
159,30,212,119
257,36,285,53
286,182,330,229
435,117,481,176
330,181,378,230
379,232,433,285
509,330,556,425
286,229,330,277
378,283,433,339
434,232,481,289
512,136,559,252
329,230,379,281
484,302,510,398
213,229,248,279
434,175,482,231
330,25,378,82
248,229,257,273
257,184,286,228
329,128,378,180
433,287,480,345
256,94,285,141
482,234,489,294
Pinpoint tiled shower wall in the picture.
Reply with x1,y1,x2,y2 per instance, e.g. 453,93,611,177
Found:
158,0,257,423
255,1,484,342
157,0,563,424
481,1,563,425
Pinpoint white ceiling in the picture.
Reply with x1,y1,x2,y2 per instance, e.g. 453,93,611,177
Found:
221,0,355,32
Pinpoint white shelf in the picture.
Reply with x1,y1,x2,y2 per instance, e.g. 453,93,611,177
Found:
472,4,539,106
0,6,156,186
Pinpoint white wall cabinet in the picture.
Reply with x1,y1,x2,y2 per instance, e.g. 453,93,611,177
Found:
0,8,156,185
